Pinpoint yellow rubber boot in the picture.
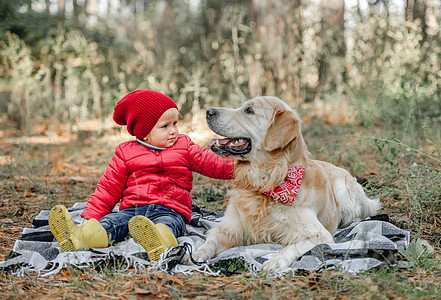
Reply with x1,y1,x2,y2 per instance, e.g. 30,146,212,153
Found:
156,223,179,248
128,215,178,261
49,205,108,251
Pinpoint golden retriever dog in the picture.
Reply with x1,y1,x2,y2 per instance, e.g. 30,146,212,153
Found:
193,96,381,272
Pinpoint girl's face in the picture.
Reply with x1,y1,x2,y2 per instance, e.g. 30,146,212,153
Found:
144,108,179,148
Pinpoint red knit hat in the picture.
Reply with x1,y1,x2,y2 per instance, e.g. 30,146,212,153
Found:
113,90,178,139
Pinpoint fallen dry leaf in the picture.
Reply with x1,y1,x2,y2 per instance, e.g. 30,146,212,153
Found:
134,287,152,295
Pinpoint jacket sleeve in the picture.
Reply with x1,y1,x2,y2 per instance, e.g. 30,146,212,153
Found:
187,137,235,180
81,145,129,220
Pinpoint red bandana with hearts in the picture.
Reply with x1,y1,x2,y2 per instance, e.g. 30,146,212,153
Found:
261,165,305,205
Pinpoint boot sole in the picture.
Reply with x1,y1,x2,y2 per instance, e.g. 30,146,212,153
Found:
129,216,166,261
48,205,76,252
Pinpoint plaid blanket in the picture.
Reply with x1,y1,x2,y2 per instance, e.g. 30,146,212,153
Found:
0,202,410,276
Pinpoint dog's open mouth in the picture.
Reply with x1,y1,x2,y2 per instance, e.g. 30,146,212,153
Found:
208,137,252,156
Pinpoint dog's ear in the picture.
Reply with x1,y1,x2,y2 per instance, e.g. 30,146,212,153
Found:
263,107,300,152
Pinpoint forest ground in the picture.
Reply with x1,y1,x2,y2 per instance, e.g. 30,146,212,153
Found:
0,112,440,299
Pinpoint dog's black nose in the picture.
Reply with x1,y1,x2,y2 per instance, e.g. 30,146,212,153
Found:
206,108,218,120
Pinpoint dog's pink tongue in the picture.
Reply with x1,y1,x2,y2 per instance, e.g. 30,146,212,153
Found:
208,139,217,147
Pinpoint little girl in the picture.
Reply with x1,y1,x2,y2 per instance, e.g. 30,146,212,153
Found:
49,90,235,261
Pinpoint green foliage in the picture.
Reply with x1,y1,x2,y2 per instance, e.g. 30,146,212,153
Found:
0,1,440,161
0,143,61,212
365,134,441,235
195,186,226,202
398,239,435,268
401,164,441,228
211,257,249,276
348,15,441,145
372,135,441,166
192,184,227,210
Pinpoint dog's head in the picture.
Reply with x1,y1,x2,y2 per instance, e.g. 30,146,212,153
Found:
206,96,304,162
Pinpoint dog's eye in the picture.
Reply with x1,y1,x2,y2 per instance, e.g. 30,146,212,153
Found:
244,106,254,115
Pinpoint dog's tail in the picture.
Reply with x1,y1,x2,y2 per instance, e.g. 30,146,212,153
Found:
362,196,382,218
335,176,381,227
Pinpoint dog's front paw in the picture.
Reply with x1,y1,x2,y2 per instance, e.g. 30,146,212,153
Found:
193,246,215,263
262,255,292,272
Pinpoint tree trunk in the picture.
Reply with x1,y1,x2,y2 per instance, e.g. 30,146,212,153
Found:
248,0,302,103
316,0,346,100
406,0,438,42
58,0,66,17
72,0,80,23
26,0,32,12
155,0,175,54
45,0,50,14
425,0,439,41
86,0,99,26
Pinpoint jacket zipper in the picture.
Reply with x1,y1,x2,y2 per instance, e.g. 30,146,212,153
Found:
156,151,165,205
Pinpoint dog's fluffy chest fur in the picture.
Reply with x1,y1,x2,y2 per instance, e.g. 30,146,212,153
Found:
226,188,311,246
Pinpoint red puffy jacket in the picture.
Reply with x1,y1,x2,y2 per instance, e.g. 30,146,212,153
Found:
81,134,235,222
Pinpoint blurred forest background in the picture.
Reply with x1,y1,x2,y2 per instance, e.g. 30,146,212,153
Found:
0,0,440,147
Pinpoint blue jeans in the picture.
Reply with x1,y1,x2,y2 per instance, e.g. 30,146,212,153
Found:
99,204,186,243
